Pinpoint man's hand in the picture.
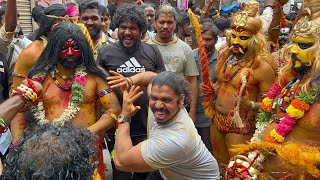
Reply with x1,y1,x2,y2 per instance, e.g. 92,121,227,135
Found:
200,82,214,97
107,70,130,92
121,85,143,117
22,79,43,96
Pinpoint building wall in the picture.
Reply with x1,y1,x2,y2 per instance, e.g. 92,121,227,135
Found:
18,0,33,35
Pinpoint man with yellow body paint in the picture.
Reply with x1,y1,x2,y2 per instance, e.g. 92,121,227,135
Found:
225,0,320,179
200,0,276,168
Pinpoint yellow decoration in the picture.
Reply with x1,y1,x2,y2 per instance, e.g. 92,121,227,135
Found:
262,97,273,106
234,12,248,27
286,105,305,119
231,142,320,178
270,129,284,142
92,169,102,180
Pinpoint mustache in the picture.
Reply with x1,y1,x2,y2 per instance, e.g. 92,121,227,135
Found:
62,56,79,60
231,44,245,54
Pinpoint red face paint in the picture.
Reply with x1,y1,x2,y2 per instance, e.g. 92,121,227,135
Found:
59,39,81,59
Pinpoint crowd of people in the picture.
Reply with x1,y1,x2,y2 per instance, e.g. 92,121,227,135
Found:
0,0,319,179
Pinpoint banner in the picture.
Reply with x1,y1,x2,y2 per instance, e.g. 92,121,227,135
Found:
177,0,188,10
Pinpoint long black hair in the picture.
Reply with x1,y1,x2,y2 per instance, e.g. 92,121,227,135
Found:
35,4,66,40
28,22,123,102
29,22,106,79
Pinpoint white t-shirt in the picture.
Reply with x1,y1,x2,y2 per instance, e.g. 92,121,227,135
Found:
141,108,220,180
147,38,199,77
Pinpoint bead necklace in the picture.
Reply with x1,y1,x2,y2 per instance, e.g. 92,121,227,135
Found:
50,69,72,90
55,67,74,80
228,55,243,68
271,75,304,123
223,55,243,82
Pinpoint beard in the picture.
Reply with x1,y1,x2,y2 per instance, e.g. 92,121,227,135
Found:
119,37,141,54
58,56,83,70
291,54,311,74
88,25,101,40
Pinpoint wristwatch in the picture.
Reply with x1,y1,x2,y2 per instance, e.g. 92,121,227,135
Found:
117,114,131,124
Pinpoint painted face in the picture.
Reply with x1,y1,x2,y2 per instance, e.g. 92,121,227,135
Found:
80,9,102,40
149,85,182,124
155,14,176,41
145,7,155,29
202,30,217,54
59,39,81,58
230,28,252,55
118,22,141,54
290,35,315,72
58,38,82,70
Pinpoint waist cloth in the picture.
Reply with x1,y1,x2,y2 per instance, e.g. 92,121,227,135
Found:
211,110,256,135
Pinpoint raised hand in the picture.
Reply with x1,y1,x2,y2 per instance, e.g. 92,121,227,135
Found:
121,85,143,117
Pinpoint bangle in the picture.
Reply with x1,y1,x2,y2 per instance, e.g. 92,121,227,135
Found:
125,78,132,88
128,77,134,85
251,101,256,110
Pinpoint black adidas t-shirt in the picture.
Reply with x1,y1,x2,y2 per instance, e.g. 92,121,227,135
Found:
98,41,165,136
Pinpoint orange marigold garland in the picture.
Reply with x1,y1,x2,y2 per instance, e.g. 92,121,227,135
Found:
267,90,317,143
188,9,214,118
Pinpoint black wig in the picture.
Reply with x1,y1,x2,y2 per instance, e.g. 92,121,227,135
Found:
28,22,107,80
35,4,67,40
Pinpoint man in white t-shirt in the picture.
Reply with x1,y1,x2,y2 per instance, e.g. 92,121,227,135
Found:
114,71,220,180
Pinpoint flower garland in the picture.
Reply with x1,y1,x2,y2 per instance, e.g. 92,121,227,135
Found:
242,82,317,179
266,90,317,143
31,65,87,125
242,84,282,179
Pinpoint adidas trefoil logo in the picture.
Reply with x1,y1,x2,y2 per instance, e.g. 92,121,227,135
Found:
116,57,146,73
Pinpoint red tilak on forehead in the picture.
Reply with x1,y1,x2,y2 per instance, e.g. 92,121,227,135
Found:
233,28,249,34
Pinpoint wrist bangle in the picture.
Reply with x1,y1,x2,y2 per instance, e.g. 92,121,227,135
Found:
128,77,134,85
125,78,132,88
251,101,256,110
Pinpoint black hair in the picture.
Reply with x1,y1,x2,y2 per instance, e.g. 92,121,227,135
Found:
214,17,231,32
3,122,98,180
35,4,67,40
112,4,147,34
201,18,214,24
202,22,219,39
99,4,109,16
208,8,218,18
141,2,155,10
151,71,191,106
32,5,45,23
29,22,123,105
176,11,190,27
79,0,101,15
29,22,106,80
